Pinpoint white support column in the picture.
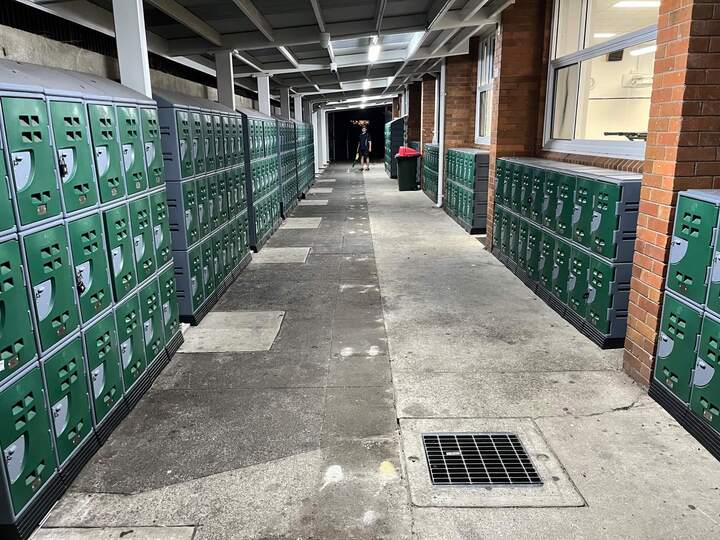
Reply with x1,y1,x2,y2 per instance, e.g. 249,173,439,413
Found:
321,108,329,166
215,51,236,110
294,95,303,122
437,60,447,208
303,101,312,123
257,75,271,116
313,110,321,174
280,88,291,119
112,0,152,97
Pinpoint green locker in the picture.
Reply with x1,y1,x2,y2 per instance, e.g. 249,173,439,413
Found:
213,115,224,169
186,244,206,311
654,293,702,402
500,211,511,255
114,294,146,391
539,232,555,292
158,265,180,345
510,164,522,213
140,107,164,188
494,160,506,207
103,204,137,302
149,191,172,267
0,240,37,384
572,177,595,249
42,338,92,465
129,197,156,284
542,171,558,231
0,147,15,234
2,96,62,225
201,239,215,298
191,112,206,174
138,280,163,364
0,366,56,515
49,100,98,214
492,206,503,248
690,313,720,431
508,214,520,262
517,219,529,270
178,179,199,246
502,162,514,208
202,113,216,171
176,110,194,178
23,225,79,351
519,166,533,218
666,194,718,305
217,171,229,225
590,180,622,259
555,173,575,239
551,238,572,302
525,224,541,281
222,116,233,165
226,170,237,218
88,103,125,203
222,226,234,277
196,176,210,239
235,167,246,211
567,249,591,317
67,214,112,322
213,231,224,285
529,166,544,224
83,312,122,423
234,117,244,164
117,106,147,196
207,174,220,230
586,258,616,334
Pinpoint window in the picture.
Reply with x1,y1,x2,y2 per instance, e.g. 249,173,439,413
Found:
475,33,495,145
545,0,660,158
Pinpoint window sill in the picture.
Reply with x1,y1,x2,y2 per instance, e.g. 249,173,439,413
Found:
543,139,646,161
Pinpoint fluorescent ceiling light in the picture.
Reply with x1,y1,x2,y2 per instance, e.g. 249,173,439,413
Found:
362,79,371,90
629,44,657,56
613,1,660,7
594,33,617,38
368,44,381,62
314,84,322,92
361,95,368,102
277,46,299,67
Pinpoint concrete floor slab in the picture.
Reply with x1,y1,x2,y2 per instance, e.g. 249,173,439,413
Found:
34,528,195,539
180,311,285,352
400,418,583,508
299,199,328,205
309,187,333,194
282,217,323,229
250,246,310,263
316,179,336,183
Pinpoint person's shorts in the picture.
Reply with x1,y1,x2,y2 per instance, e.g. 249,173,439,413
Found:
360,149,370,158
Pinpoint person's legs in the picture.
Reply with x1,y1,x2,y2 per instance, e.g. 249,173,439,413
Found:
362,152,370,170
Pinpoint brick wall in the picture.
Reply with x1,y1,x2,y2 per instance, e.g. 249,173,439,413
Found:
420,76,436,149
623,1,720,386
487,0,548,244
407,81,422,141
443,44,479,150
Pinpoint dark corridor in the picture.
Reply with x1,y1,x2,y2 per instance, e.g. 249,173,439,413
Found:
329,105,390,162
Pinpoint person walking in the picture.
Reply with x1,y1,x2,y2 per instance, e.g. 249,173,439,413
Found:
357,125,372,171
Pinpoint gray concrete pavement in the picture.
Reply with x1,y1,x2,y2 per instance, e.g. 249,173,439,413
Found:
37,163,720,539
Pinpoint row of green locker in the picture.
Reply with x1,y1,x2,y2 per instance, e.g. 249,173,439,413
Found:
0,264,179,520
493,206,630,338
0,96,164,232
495,158,640,262
167,108,243,182
423,144,439,173
278,121,297,154
247,118,277,161
664,190,720,311
254,190,282,246
165,167,247,250
654,292,720,433
445,179,486,227
175,215,250,317
423,165,439,201
0,193,172,373
446,149,488,189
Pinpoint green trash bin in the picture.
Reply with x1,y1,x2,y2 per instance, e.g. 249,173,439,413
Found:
396,151,420,191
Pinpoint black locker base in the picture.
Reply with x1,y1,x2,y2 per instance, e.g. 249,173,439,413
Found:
59,433,101,488
0,474,65,540
165,330,185,358
444,207,486,235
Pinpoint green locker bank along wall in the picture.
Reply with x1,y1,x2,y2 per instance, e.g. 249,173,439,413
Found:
492,157,641,348
0,60,183,538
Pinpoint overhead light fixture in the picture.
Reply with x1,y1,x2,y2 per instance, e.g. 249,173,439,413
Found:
594,32,617,39
361,95,368,102
362,79,371,90
629,44,657,56
360,104,367,109
277,46,299,68
368,35,381,63
314,84,322,92
613,1,660,7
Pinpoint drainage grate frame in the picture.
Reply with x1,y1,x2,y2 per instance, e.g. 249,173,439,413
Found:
422,432,543,486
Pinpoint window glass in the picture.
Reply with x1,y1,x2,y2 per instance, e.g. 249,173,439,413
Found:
585,0,660,48
574,40,655,140
478,92,491,138
475,34,495,142
554,0,584,58
551,64,580,140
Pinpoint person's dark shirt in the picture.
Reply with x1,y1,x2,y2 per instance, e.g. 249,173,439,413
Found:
359,132,371,151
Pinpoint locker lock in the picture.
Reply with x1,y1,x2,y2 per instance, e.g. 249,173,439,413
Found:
58,155,69,179
75,269,87,295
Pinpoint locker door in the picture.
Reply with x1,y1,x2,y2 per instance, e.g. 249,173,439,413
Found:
508,214,520,262
525,224,541,281
572,177,595,249
213,115,224,169
49,100,98,214
83,312,122,423
138,280,163,364
149,191,172,267
551,238,572,302
176,110,194,179
539,232,555,292
213,231,224,285
567,249,591,317
0,140,15,233
2,97,62,224
88,103,125,203
128,197,156,283
542,171,558,230
196,176,210,239
207,174,220,230
188,245,205,311
690,314,720,431
117,105,147,195
586,258,615,334
158,265,180,345
217,171,229,225
555,173,575,239
492,206,503,248
519,166,533,218
103,205,137,302
590,180,622,259
140,107,164,188
202,113,216,171
517,219,529,270
201,238,215,298
529,167,544,225
181,179,200,246
191,112,206,174
114,294,146,390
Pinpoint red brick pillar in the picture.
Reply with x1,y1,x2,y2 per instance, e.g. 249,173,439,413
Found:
407,81,422,142
486,0,548,245
624,2,720,386
420,75,436,149
443,50,478,150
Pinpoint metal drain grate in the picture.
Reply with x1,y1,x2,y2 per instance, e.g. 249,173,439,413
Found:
422,433,542,486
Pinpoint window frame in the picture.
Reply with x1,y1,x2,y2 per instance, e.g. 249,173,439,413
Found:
474,31,496,146
543,0,658,159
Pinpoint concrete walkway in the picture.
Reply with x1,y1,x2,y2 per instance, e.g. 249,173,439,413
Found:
38,164,720,539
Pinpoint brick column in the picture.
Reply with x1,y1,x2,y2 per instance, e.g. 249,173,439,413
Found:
443,49,479,150
407,81,422,142
420,75,436,149
624,1,720,386
487,0,548,246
